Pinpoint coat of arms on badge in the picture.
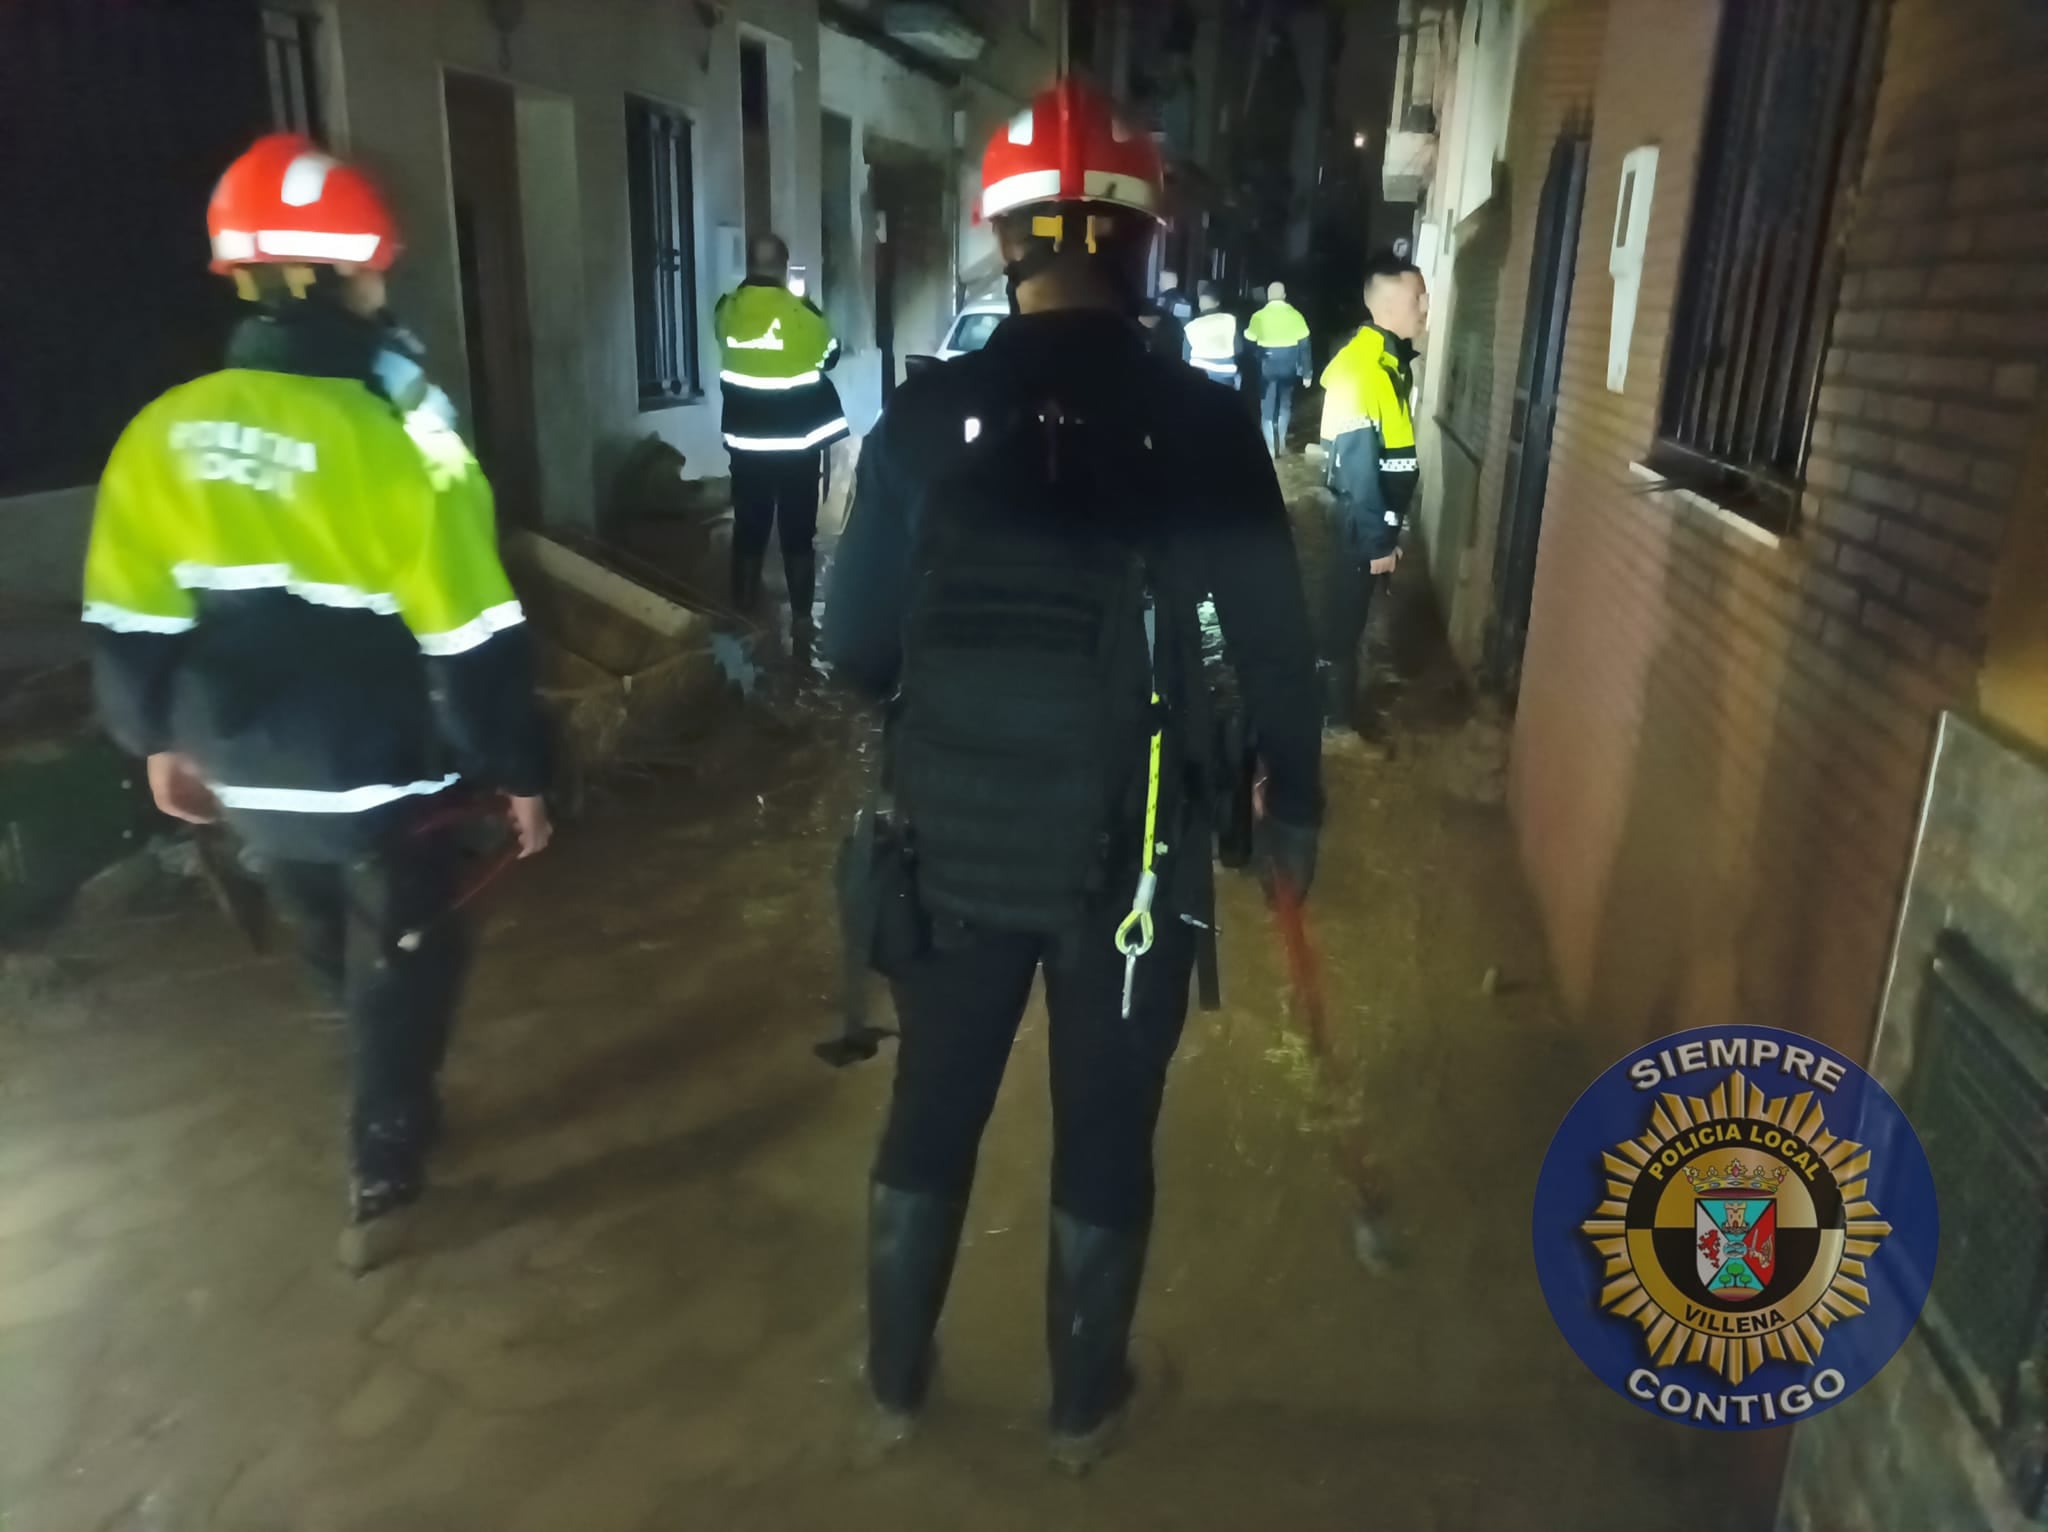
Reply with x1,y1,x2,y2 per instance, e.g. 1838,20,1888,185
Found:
1688,1157,1786,1297
1580,1070,1891,1386
1538,1027,1938,1428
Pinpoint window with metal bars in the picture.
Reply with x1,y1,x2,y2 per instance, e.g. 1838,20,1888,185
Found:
262,7,322,140
1651,0,1883,533
626,98,701,407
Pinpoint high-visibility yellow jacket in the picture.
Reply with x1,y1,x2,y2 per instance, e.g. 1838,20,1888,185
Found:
1319,324,1418,557
1245,300,1313,384
715,280,848,453
83,312,545,858
1183,309,1242,383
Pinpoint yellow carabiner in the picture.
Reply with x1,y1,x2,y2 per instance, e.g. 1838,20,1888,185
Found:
1117,686,1166,1018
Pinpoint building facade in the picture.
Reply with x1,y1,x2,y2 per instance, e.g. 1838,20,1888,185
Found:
0,0,1058,601
1403,1,2048,1525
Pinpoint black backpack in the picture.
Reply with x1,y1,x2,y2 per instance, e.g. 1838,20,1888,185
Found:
890,377,1172,938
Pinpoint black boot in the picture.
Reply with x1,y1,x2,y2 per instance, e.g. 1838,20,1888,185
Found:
1321,657,1358,735
864,1183,968,1442
730,549,765,612
337,1126,426,1276
1046,1208,1149,1473
785,551,817,636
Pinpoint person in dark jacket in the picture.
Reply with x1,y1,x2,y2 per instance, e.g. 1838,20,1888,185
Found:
1137,293,1188,365
1318,251,1427,738
715,234,847,633
82,135,551,1272
1155,267,1194,325
822,80,1321,1473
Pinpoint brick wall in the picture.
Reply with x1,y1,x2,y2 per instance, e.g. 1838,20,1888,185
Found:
1508,0,2048,1078
1486,6,2048,1524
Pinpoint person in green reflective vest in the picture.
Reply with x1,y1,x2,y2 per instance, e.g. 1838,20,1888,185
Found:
715,234,848,636
1181,281,1243,388
1245,281,1314,457
82,134,551,1273
1318,252,1427,740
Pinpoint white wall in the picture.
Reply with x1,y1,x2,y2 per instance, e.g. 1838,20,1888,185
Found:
817,12,1060,431
0,2,1056,599
819,27,953,434
1404,0,1521,595
329,0,823,513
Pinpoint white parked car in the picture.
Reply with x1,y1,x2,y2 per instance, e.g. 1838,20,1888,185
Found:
934,298,1008,360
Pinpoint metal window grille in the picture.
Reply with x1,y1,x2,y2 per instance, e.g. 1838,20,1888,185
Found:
1902,936,2048,1518
262,8,322,140
1651,0,1882,533
627,99,701,406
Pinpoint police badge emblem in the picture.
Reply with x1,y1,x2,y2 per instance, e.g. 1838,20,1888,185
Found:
1534,1027,1939,1429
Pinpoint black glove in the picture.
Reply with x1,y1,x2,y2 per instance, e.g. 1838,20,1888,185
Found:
1255,816,1319,902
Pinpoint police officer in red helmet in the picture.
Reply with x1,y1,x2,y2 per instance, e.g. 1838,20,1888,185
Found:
823,80,1322,1471
84,135,550,1275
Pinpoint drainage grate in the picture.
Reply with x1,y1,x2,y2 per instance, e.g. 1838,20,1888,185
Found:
1904,934,2048,1519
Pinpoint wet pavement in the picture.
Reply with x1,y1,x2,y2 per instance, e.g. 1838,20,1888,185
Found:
0,469,1752,1530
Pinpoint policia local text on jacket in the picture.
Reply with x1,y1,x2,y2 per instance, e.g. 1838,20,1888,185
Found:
822,307,1322,1439
1317,321,1418,728
716,274,847,622
84,297,547,1232
87,304,547,851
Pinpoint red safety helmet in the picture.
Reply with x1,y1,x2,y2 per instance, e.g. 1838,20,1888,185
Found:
980,78,1163,224
206,133,401,274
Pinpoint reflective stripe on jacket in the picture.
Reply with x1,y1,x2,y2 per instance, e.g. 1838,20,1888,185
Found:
716,281,849,452
1183,310,1241,379
84,335,545,859
1318,324,1419,558
1246,301,1313,383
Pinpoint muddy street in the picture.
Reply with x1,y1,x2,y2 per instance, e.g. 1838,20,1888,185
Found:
3,496,1745,1532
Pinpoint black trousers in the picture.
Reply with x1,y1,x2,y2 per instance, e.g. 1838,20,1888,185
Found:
265,829,472,1188
730,448,822,565
1320,541,1382,728
876,906,1197,1230
1259,377,1294,451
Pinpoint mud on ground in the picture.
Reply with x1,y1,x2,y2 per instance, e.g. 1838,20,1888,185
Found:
0,489,1756,1531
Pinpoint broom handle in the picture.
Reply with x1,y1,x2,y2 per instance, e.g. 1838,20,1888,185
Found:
1269,873,1387,1220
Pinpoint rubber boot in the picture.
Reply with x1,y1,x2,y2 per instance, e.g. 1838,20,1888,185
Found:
784,551,818,643
730,549,765,614
336,1116,427,1275
1321,657,1357,735
1046,1208,1150,1475
336,1171,423,1276
861,1183,967,1458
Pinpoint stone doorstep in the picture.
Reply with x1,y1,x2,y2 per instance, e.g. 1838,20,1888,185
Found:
508,532,731,802
508,532,708,646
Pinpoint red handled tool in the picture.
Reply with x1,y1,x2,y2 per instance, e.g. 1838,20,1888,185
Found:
1259,778,1396,1270
395,794,524,952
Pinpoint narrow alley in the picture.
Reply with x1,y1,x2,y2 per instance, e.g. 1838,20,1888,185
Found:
6,0,2047,1528
2,479,1741,1529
